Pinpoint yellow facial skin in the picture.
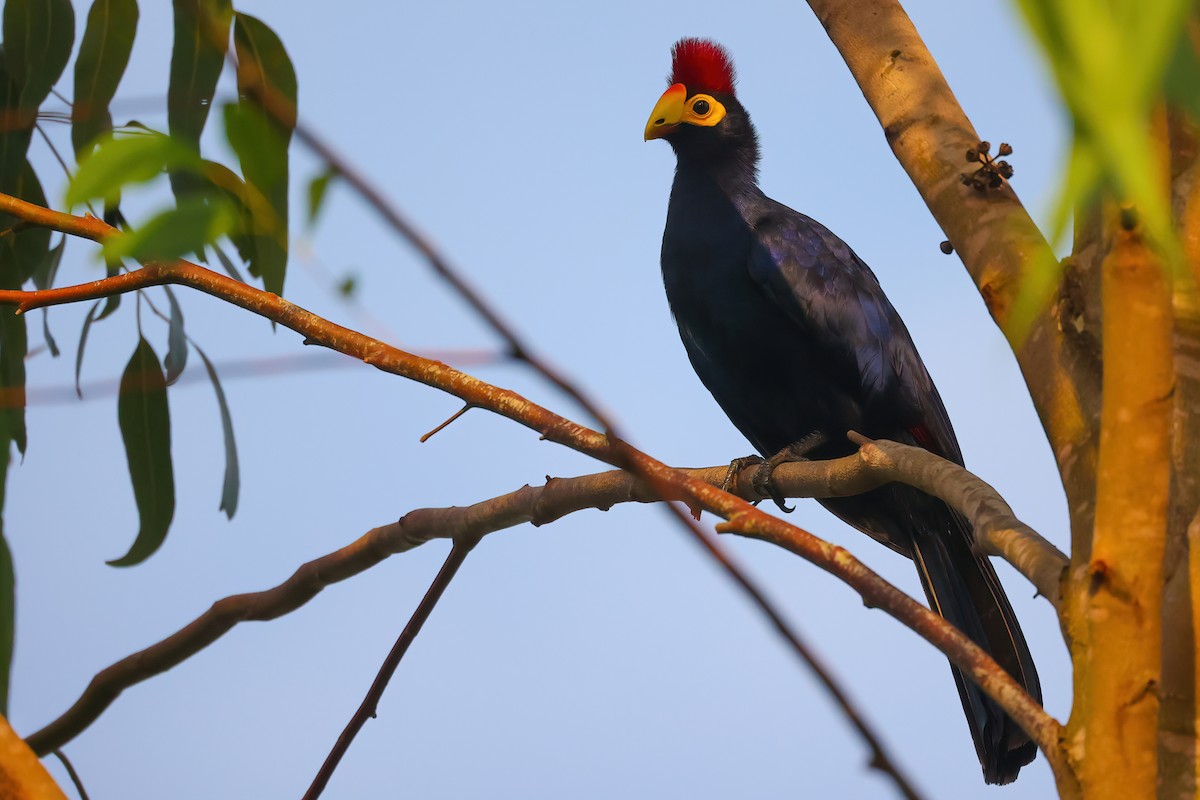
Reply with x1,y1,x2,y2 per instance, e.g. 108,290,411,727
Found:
644,83,728,140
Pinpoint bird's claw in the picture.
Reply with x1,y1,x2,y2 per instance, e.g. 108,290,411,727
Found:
721,455,765,494
751,432,832,513
751,463,794,512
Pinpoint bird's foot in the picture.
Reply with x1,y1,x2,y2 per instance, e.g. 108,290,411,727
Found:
721,455,766,496
752,432,831,513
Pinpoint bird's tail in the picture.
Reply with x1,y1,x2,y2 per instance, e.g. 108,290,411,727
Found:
908,503,1042,785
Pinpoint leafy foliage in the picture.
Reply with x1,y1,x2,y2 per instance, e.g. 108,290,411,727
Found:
1010,0,1196,335
101,194,235,263
0,0,296,702
66,130,204,208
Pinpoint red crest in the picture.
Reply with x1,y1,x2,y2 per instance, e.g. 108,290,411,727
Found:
669,38,736,95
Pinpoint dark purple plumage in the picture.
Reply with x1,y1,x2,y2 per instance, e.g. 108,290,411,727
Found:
648,39,1040,784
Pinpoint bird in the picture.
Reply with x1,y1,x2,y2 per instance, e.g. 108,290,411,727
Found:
644,38,1041,784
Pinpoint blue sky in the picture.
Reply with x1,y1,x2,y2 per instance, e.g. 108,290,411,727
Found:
9,1,1071,797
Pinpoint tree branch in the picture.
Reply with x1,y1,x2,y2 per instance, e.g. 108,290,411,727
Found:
303,540,477,800
845,435,1067,607
803,0,1100,545
24,446,1059,766
1074,219,1174,796
1,195,1067,782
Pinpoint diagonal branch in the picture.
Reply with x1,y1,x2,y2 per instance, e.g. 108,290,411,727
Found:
303,540,478,800
0,194,1068,783
804,0,1100,539
24,446,1059,769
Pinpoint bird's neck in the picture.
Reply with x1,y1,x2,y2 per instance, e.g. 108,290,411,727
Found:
673,140,760,200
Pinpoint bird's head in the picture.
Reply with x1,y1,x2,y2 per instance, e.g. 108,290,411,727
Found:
644,38,755,162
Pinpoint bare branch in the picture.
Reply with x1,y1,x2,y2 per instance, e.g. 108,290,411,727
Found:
2,195,1065,778
303,541,477,800
25,446,1058,771
50,751,90,800
845,434,1067,607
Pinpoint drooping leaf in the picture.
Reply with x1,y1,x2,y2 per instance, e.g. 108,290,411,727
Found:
72,0,139,159
163,286,187,384
211,241,244,283
34,236,65,358
110,337,174,566
0,522,13,716
228,13,296,297
1013,0,1191,282
66,131,202,208
306,167,336,228
40,309,58,358
102,194,235,263
1165,17,1200,120
167,0,231,202
0,308,27,456
3,0,75,125
95,258,122,321
31,236,65,291
0,161,51,289
0,263,14,715
75,299,102,398
193,342,238,518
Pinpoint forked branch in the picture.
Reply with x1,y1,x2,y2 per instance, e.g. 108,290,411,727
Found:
0,194,1069,785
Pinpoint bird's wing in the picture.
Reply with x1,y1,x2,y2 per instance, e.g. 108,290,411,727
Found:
746,204,963,464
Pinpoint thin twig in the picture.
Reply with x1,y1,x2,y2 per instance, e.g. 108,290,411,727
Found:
302,540,476,800
419,403,473,443
51,750,90,800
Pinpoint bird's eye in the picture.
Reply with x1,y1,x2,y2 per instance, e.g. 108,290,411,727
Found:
692,99,711,116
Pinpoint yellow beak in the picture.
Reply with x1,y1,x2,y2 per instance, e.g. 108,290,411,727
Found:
644,83,687,141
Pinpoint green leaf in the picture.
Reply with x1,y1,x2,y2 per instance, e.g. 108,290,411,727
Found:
0,160,51,288
1165,19,1200,120
110,336,174,566
40,308,58,357
167,0,231,201
0,50,29,189
228,13,296,297
72,0,139,159
193,342,238,518
31,235,64,291
95,258,121,321
163,286,187,384
2,0,74,124
35,238,65,359
74,299,102,398
0,307,27,456
211,240,244,283
0,523,13,716
66,131,202,208
337,273,357,297
102,194,235,263
306,167,336,228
